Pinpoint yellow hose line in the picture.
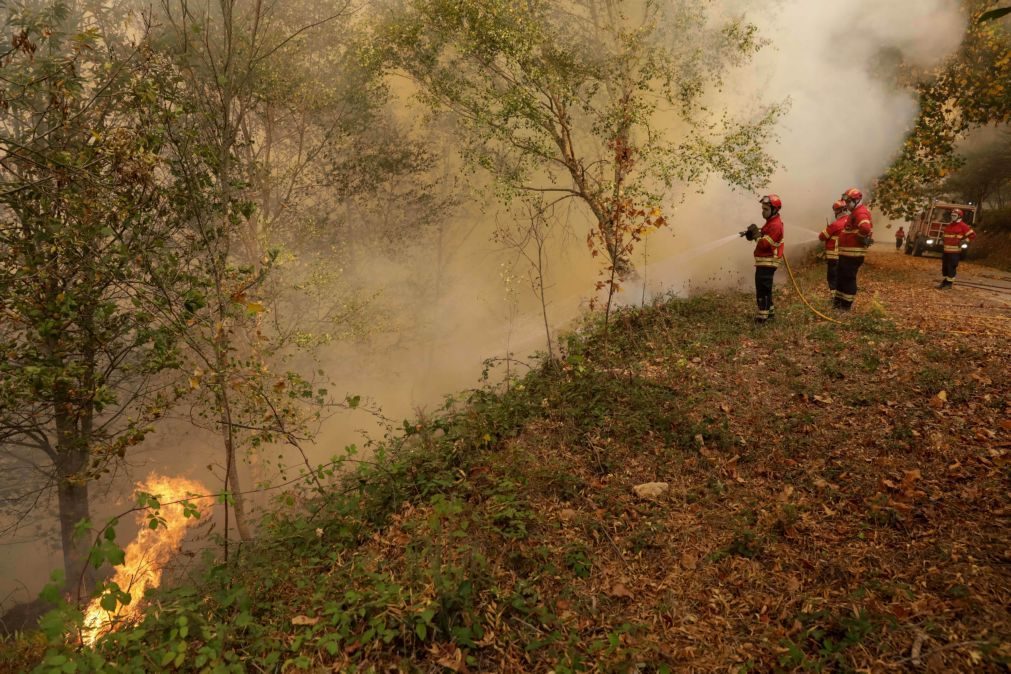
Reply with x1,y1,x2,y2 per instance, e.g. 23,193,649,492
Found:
782,254,843,324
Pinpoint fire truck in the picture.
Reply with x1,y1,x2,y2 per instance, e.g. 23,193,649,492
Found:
904,200,977,257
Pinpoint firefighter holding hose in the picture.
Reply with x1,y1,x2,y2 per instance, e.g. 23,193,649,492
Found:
819,199,849,297
741,194,785,323
834,187,873,311
938,209,976,289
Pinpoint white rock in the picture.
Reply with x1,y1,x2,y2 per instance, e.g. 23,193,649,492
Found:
633,482,669,499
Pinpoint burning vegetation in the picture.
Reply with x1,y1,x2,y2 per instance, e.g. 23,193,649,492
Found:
2,0,1010,672
80,475,206,647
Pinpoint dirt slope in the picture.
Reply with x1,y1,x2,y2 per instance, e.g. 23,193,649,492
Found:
10,250,1008,673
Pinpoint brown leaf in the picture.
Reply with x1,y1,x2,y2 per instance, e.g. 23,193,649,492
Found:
680,551,698,570
435,646,467,673
609,582,634,599
558,508,578,522
929,391,948,409
290,615,319,626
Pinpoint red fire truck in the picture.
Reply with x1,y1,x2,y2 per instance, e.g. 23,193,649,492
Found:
904,200,977,257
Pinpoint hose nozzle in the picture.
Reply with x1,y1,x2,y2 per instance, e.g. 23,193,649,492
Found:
740,223,760,241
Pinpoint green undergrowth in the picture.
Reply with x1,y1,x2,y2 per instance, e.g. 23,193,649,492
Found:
16,274,974,673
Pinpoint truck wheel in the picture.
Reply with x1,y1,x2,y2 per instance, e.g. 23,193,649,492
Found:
913,238,924,257
904,243,912,255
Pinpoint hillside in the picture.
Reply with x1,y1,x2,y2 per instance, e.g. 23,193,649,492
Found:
7,250,1010,673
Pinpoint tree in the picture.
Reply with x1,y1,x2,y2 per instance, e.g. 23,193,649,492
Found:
876,1,1011,219
144,0,339,545
0,2,184,599
941,132,1011,209
378,0,781,319
146,0,418,550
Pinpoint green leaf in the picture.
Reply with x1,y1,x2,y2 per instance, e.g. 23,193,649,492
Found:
100,592,118,612
73,518,93,541
978,7,1011,23
415,622,427,640
40,571,65,604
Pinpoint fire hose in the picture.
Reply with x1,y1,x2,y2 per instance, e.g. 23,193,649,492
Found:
782,253,842,324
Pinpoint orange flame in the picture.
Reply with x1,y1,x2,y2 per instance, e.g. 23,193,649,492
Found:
82,474,207,645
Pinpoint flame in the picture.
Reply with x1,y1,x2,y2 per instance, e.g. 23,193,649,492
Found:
82,474,207,645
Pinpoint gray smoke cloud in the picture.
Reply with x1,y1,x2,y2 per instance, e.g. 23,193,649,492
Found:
624,0,966,300
0,0,967,607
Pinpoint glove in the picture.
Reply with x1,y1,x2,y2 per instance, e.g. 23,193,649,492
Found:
740,223,760,241
860,235,874,247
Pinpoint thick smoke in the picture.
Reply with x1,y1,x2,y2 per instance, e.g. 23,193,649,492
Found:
0,0,967,606
312,0,969,453
627,0,966,299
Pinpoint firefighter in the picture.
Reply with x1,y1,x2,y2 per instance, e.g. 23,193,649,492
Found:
895,226,905,250
938,209,976,289
742,194,784,323
834,187,873,311
819,200,849,296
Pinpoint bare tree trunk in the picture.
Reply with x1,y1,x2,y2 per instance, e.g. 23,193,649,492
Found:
535,232,554,361
215,344,252,544
53,421,95,602
57,468,93,602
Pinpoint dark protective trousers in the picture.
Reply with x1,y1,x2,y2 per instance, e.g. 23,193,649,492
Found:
755,266,776,320
941,252,961,284
938,254,962,282
834,256,864,310
895,239,903,249
826,259,838,292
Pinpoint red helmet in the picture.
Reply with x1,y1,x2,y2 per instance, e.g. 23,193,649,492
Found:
760,194,782,210
950,208,964,221
832,199,848,213
842,187,863,202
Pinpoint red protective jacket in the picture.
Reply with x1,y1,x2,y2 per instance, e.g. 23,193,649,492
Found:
819,215,848,260
895,228,905,241
754,214,784,267
838,204,873,258
942,221,976,253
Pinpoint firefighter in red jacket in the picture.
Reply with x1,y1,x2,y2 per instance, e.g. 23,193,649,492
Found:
819,199,849,296
741,194,784,323
938,209,976,289
834,187,873,310
895,226,905,250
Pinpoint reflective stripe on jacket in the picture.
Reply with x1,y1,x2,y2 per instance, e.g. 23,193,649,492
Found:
942,221,975,253
838,204,873,258
820,215,848,260
754,214,784,267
